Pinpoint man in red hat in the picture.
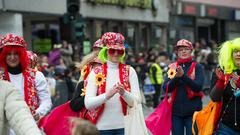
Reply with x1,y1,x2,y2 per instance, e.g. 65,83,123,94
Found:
162,39,205,135
0,34,52,135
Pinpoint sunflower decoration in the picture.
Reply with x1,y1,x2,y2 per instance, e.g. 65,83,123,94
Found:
81,87,86,97
95,73,106,86
167,68,177,79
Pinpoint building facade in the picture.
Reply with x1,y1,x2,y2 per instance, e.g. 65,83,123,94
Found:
0,0,170,55
0,0,66,52
80,0,169,54
170,0,240,47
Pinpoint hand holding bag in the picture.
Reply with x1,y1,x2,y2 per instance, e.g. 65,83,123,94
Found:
145,84,175,135
124,99,149,135
192,101,222,135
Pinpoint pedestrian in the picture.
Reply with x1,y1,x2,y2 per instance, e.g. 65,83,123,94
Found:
0,80,42,135
60,40,73,67
210,38,240,134
149,55,164,108
84,32,142,135
162,39,204,135
0,34,52,135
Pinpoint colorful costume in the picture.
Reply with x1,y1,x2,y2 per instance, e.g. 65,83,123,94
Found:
0,34,52,135
210,38,240,134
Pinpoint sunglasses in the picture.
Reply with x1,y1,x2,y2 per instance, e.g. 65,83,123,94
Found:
108,49,124,55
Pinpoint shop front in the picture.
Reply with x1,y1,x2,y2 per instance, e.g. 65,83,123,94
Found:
79,0,169,54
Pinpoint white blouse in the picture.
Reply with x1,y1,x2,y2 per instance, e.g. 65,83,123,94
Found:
85,61,141,130
9,71,52,116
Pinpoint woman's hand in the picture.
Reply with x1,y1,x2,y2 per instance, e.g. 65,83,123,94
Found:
215,68,227,89
215,68,225,81
116,82,125,96
105,84,118,100
231,72,240,88
175,66,184,77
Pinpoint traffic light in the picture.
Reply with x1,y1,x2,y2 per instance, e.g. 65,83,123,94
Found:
75,17,85,39
67,0,80,20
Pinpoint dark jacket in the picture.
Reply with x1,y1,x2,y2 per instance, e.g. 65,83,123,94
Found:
163,61,204,116
70,81,85,112
210,69,240,132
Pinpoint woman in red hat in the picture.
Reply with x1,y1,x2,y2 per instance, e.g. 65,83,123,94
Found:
84,32,144,135
0,34,52,135
162,39,205,135
70,39,103,112
38,39,104,135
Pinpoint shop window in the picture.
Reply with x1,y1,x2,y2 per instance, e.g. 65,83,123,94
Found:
127,24,136,54
95,21,107,39
32,23,60,53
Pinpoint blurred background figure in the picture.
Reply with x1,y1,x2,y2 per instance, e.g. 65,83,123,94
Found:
60,40,73,67
71,118,100,135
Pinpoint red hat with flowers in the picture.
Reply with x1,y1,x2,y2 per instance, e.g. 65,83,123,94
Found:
175,39,193,50
101,32,125,50
27,51,38,63
93,39,103,48
0,34,27,48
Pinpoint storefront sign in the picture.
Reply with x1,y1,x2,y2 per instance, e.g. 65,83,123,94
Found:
33,39,52,53
207,7,218,17
184,5,197,15
89,0,152,9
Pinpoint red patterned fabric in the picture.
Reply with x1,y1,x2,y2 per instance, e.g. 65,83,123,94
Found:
0,34,27,48
3,68,39,114
27,51,38,68
93,39,103,48
101,32,125,50
85,63,130,124
175,39,193,50
171,62,204,99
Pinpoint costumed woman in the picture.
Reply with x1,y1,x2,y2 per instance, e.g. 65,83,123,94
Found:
84,32,143,135
210,38,240,135
39,39,103,135
0,34,52,135
162,39,204,135
27,50,39,70
70,38,103,113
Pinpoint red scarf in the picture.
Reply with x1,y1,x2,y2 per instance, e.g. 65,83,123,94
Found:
172,58,204,99
85,63,130,124
3,68,39,114
177,56,193,64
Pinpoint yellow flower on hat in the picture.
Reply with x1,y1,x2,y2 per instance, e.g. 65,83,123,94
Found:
95,73,106,86
167,68,177,79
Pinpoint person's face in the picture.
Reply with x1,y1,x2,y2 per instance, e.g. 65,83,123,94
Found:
107,49,124,63
233,49,240,68
63,41,68,48
6,51,20,68
177,46,192,59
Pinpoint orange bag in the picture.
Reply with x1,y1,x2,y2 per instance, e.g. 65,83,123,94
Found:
192,101,222,135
